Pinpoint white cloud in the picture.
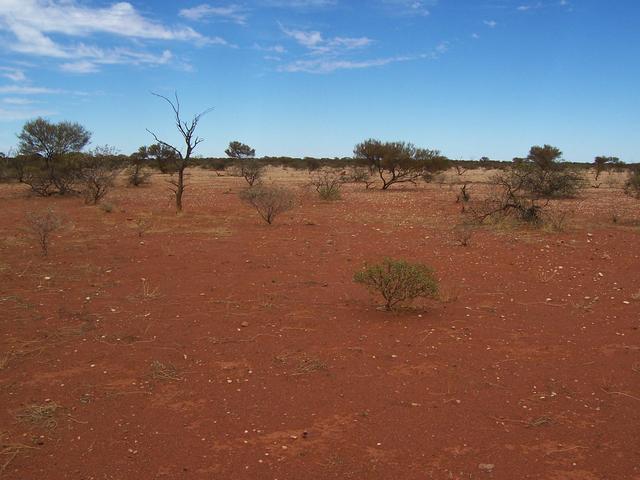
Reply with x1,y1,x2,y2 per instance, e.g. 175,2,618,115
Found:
0,85,61,95
0,107,56,121
0,67,27,82
254,44,287,54
517,3,542,11
59,49,173,74
380,0,434,17
179,4,248,25
2,97,35,105
279,41,448,74
484,20,497,28
261,0,337,7
0,1,226,73
280,25,372,54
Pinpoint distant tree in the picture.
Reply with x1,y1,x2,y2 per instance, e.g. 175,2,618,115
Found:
353,139,448,190
127,146,153,186
17,117,91,195
625,167,640,199
79,146,121,205
518,145,584,198
147,93,213,212
225,141,263,186
225,141,255,160
592,156,621,187
145,143,179,174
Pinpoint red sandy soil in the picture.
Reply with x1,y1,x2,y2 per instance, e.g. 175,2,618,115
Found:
1,169,639,480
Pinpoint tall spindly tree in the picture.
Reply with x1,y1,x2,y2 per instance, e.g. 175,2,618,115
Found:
147,93,213,212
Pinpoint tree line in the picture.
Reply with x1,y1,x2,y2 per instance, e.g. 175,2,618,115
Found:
0,93,638,213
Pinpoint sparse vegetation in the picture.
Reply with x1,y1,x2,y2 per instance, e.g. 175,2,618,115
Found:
453,222,474,246
226,141,264,186
239,185,296,224
16,402,61,429
309,168,343,200
470,145,585,226
353,139,449,190
516,145,585,199
16,118,91,196
624,168,640,199
592,156,621,188
79,146,120,205
25,209,63,256
147,92,213,212
354,258,438,310
127,146,153,186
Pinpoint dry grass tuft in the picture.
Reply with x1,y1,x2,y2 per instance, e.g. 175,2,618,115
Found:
16,403,61,429
1,442,38,476
149,360,181,381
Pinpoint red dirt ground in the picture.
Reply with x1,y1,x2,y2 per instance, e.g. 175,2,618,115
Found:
1,169,639,479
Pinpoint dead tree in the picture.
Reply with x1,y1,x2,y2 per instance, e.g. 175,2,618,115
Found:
147,93,213,212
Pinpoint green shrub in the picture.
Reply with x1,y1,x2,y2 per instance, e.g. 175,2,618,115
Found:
354,258,438,310
309,169,343,200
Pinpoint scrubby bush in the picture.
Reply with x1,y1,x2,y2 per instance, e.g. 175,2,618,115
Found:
309,169,343,200
226,141,264,186
452,222,474,246
469,145,584,226
344,165,375,189
25,209,63,256
127,146,153,186
79,146,121,205
354,258,438,310
354,139,449,190
516,145,584,198
239,185,296,224
592,156,621,188
625,168,640,199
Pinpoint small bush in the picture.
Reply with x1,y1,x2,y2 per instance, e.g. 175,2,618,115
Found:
354,258,438,310
309,169,343,200
453,223,473,246
126,164,151,187
239,185,295,224
25,209,63,256
344,165,375,189
233,160,264,186
625,169,640,199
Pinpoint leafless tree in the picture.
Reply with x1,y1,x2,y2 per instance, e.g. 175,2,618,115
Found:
146,92,213,212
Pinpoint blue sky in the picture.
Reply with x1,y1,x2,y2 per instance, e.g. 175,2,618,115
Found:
0,0,639,161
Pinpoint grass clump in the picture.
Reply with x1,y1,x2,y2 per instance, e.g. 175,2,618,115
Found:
354,258,438,311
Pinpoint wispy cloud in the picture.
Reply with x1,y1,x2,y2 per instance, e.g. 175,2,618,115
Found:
380,0,435,17
280,25,373,54
483,20,498,28
0,85,61,95
0,67,27,82
179,4,249,25
2,97,35,105
278,40,449,73
0,107,56,121
0,0,225,74
261,0,337,7
517,2,543,11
